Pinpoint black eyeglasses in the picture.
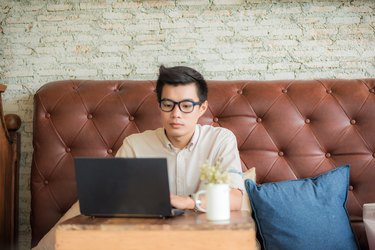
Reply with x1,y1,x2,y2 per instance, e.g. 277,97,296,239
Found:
160,98,201,113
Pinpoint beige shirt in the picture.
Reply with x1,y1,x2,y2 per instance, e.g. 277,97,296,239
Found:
32,125,245,250
115,124,244,195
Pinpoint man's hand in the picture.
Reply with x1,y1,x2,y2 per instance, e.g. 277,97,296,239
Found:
170,189,242,211
170,194,195,210
230,188,243,211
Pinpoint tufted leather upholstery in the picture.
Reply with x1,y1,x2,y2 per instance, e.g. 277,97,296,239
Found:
31,79,375,248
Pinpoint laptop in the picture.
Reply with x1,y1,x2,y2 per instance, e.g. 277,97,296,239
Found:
74,157,184,218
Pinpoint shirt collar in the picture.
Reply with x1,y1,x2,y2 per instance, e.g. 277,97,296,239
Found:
187,125,200,151
158,125,201,152
156,128,173,150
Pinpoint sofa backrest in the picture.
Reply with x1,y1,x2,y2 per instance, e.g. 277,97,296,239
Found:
31,79,375,248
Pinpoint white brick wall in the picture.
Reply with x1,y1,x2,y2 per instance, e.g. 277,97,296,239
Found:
1,0,375,249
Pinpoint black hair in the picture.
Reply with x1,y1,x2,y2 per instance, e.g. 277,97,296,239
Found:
156,65,208,103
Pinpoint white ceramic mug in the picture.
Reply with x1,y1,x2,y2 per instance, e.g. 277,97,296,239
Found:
363,203,375,250
195,183,230,221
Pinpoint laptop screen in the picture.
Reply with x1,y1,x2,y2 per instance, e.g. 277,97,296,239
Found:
74,157,175,217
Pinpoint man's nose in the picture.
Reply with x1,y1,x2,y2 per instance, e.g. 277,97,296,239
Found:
171,104,182,117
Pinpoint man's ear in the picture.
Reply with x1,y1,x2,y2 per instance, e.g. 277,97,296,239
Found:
199,100,208,116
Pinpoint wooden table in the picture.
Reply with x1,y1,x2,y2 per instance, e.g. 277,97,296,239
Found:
55,211,257,250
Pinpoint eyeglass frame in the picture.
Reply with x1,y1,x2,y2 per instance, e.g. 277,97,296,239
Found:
159,98,202,113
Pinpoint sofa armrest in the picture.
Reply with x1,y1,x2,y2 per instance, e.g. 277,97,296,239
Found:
0,83,22,249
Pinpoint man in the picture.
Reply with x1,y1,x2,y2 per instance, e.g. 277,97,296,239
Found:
32,65,244,249
116,65,244,211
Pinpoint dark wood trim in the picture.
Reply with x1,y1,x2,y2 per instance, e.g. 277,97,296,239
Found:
0,84,21,249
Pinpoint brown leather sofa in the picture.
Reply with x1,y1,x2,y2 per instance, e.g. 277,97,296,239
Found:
31,79,375,249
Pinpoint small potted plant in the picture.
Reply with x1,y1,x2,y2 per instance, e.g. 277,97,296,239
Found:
195,158,230,221
199,158,229,185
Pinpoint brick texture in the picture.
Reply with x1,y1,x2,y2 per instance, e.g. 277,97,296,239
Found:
0,0,375,249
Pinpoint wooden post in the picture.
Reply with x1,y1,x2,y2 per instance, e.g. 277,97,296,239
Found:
0,84,21,250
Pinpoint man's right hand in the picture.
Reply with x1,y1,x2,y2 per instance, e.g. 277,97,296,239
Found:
170,194,195,210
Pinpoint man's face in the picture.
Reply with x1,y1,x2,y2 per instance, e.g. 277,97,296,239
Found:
160,83,207,148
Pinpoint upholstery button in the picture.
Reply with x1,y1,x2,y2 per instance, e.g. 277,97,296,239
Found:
44,180,49,185
87,114,93,119
282,89,288,93
325,153,331,158
114,88,119,92
256,117,262,123
305,118,310,124
129,116,134,121
237,90,243,95
373,153,375,158
213,117,219,122
370,88,375,93
326,89,332,94
45,113,51,118
66,148,71,153
350,119,356,125
278,151,284,156
107,149,113,154
73,86,78,90
349,185,354,191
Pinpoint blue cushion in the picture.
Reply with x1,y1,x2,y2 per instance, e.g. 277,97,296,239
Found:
245,165,358,250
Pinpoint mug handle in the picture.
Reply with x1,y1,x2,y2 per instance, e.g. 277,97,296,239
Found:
194,190,206,212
